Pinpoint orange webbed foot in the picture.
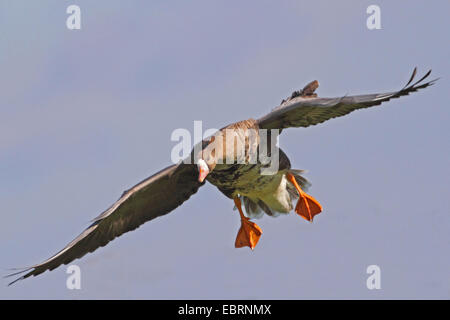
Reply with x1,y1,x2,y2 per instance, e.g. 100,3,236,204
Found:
295,193,323,222
286,172,323,222
233,197,262,250
235,216,262,250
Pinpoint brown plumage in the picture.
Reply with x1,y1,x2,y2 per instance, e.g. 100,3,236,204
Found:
7,68,437,284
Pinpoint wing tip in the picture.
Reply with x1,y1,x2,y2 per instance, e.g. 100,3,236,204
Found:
395,68,437,98
403,67,418,88
4,268,34,286
7,276,24,286
402,67,435,90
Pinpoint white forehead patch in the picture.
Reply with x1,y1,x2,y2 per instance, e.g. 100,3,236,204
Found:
197,159,209,171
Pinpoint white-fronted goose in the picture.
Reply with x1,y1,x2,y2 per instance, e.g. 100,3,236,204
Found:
7,68,436,285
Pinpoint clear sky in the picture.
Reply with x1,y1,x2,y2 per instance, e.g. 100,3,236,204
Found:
1,1,449,299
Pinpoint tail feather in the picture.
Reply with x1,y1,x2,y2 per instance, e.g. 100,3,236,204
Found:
257,200,279,217
242,197,264,219
242,169,312,219
287,169,311,196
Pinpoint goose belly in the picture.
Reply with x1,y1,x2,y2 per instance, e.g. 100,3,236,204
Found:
209,164,292,213
244,173,293,214
209,164,274,193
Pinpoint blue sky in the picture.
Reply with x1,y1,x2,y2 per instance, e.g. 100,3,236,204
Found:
1,1,449,299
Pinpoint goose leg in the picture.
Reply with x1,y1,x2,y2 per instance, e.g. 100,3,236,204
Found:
234,197,262,250
286,172,323,222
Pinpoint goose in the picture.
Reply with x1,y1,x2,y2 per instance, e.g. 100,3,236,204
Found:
7,68,436,285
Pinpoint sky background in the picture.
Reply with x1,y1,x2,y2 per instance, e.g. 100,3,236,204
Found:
1,0,449,299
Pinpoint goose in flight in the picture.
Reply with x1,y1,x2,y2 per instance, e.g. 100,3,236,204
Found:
7,68,436,285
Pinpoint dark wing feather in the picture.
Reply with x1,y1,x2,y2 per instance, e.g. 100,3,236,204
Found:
7,163,203,285
257,68,437,130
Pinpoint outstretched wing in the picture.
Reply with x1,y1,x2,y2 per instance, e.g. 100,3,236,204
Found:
7,163,203,285
257,68,437,130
